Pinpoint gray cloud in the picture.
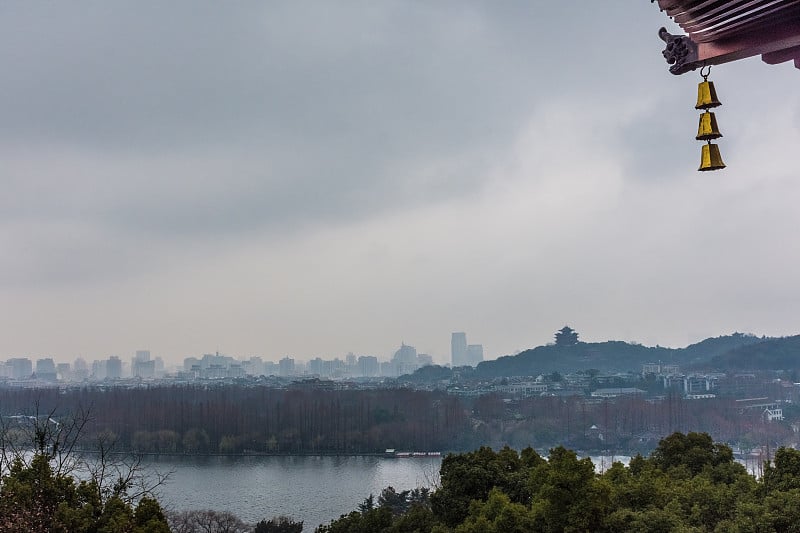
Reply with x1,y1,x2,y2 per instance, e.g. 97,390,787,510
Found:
1,2,798,362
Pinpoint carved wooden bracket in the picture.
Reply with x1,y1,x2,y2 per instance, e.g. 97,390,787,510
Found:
659,27,699,75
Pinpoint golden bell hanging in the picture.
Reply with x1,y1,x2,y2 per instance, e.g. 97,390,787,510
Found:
696,111,722,140
698,142,725,171
696,80,721,109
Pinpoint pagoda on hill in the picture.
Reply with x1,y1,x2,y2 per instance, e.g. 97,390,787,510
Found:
555,326,580,347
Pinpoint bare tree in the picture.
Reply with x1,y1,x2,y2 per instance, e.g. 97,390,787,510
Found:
0,401,89,478
167,509,251,533
0,401,170,505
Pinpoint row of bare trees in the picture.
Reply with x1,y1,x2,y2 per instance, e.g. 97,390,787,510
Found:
0,385,790,455
0,386,471,454
474,392,794,451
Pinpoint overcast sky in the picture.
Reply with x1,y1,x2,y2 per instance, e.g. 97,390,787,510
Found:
2,2,799,365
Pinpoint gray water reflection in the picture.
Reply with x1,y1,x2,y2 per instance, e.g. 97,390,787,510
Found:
145,455,441,531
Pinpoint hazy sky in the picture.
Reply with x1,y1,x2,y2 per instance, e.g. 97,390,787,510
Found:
2,2,799,365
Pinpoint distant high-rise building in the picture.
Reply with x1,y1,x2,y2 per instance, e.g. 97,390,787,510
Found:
380,360,394,377
133,360,155,379
132,350,154,379
345,352,357,375
243,357,265,377
279,356,295,377
107,356,122,379
8,358,33,380
392,343,418,376
91,359,107,380
467,345,484,367
183,357,200,373
154,357,165,377
358,356,379,377
451,332,468,367
57,362,71,381
73,358,89,381
308,357,324,376
393,343,417,363
35,358,58,381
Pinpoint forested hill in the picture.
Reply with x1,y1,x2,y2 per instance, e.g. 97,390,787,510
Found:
680,332,765,360
472,333,766,377
474,341,667,377
710,334,800,370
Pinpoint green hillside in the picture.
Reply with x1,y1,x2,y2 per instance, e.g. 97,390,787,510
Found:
472,333,768,377
709,334,800,370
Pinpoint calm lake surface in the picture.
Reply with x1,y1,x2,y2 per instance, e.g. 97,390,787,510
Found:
143,455,442,531
136,451,760,531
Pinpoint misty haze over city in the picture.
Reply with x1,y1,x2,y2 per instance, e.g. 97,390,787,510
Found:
2,3,800,368
3,3,800,532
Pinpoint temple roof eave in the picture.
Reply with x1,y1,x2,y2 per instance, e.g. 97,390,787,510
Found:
655,0,800,74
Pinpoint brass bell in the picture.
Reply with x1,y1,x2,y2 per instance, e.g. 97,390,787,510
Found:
696,80,721,109
696,111,722,141
698,142,725,171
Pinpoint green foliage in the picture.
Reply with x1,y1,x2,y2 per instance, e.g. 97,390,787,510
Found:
316,507,394,533
529,446,609,532
0,407,170,533
386,504,437,533
476,333,765,377
0,452,170,533
321,431,800,533
710,334,800,370
316,487,432,533
455,489,536,533
649,431,736,476
134,496,171,533
763,446,800,492
430,446,542,527
255,515,304,533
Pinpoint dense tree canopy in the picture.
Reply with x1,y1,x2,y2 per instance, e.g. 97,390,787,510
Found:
317,432,800,533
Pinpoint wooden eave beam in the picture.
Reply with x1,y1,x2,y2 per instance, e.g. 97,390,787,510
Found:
762,44,800,63
657,1,800,73
696,18,800,65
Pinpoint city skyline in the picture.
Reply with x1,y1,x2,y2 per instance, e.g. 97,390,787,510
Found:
0,330,482,368
2,3,799,364
0,324,783,370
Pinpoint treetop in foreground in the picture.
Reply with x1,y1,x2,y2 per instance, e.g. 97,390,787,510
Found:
318,431,800,533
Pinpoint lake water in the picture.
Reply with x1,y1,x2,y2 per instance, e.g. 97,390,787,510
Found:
143,455,442,531
142,454,636,531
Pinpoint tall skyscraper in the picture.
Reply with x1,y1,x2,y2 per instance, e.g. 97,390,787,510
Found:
279,356,295,377
73,358,89,381
107,356,122,379
133,350,153,379
357,356,379,377
392,343,418,376
451,332,467,367
467,344,484,367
